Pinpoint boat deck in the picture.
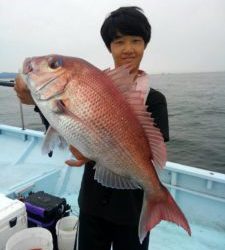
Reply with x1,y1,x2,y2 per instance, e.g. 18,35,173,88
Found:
0,125,225,250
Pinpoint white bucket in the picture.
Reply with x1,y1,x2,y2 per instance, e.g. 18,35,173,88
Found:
6,227,53,250
56,216,78,250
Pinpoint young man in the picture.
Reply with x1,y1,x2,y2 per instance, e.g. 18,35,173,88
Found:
14,6,169,250
73,6,169,250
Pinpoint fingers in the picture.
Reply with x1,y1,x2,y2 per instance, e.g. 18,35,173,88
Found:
66,145,90,167
14,74,35,105
69,145,90,162
14,74,27,93
65,159,86,167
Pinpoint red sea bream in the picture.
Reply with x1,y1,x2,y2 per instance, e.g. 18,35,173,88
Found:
21,54,191,243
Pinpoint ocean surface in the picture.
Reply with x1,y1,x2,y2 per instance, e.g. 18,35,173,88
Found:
0,72,225,174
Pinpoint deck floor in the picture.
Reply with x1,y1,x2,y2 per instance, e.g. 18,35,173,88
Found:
0,163,58,193
63,193,225,250
150,221,224,250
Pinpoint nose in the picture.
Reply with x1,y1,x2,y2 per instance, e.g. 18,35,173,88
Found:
23,58,33,74
123,41,134,53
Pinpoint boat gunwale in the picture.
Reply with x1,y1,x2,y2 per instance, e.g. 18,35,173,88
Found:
1,124,225,185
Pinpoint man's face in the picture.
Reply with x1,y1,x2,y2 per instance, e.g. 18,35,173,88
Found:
110,34,146,74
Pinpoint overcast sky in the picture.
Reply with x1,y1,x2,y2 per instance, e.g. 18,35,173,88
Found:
0,0,225,73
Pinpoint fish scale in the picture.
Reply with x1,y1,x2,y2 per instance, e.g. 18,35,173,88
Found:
64,77,145,170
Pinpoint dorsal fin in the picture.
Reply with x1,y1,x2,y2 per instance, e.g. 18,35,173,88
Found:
104,66,167,169
104,65,136,93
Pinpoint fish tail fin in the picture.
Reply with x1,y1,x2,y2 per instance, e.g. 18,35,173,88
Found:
139,185,191,243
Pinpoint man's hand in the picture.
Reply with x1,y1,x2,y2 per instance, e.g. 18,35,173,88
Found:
14,74,35,105
65,145,90,167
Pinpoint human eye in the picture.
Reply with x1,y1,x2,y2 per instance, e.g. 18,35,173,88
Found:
131,36,143,43
114,39,124,45
133,38,143,43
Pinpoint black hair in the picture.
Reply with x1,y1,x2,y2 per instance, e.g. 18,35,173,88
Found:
100,6,151,51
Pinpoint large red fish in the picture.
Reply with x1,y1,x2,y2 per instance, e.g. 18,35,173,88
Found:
21,54,191,243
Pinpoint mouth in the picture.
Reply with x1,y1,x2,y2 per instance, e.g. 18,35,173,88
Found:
121,57,135,60
121,57,136,64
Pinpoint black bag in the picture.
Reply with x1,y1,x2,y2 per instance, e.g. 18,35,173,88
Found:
25,191,70,250
25,191,69,224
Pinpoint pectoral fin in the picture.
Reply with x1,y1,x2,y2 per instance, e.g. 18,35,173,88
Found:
42,126,67,154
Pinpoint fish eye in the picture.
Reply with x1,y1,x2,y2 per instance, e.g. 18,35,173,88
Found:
48,57,62,69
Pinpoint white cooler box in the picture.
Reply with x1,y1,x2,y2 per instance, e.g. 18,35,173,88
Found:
0,194,27,250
